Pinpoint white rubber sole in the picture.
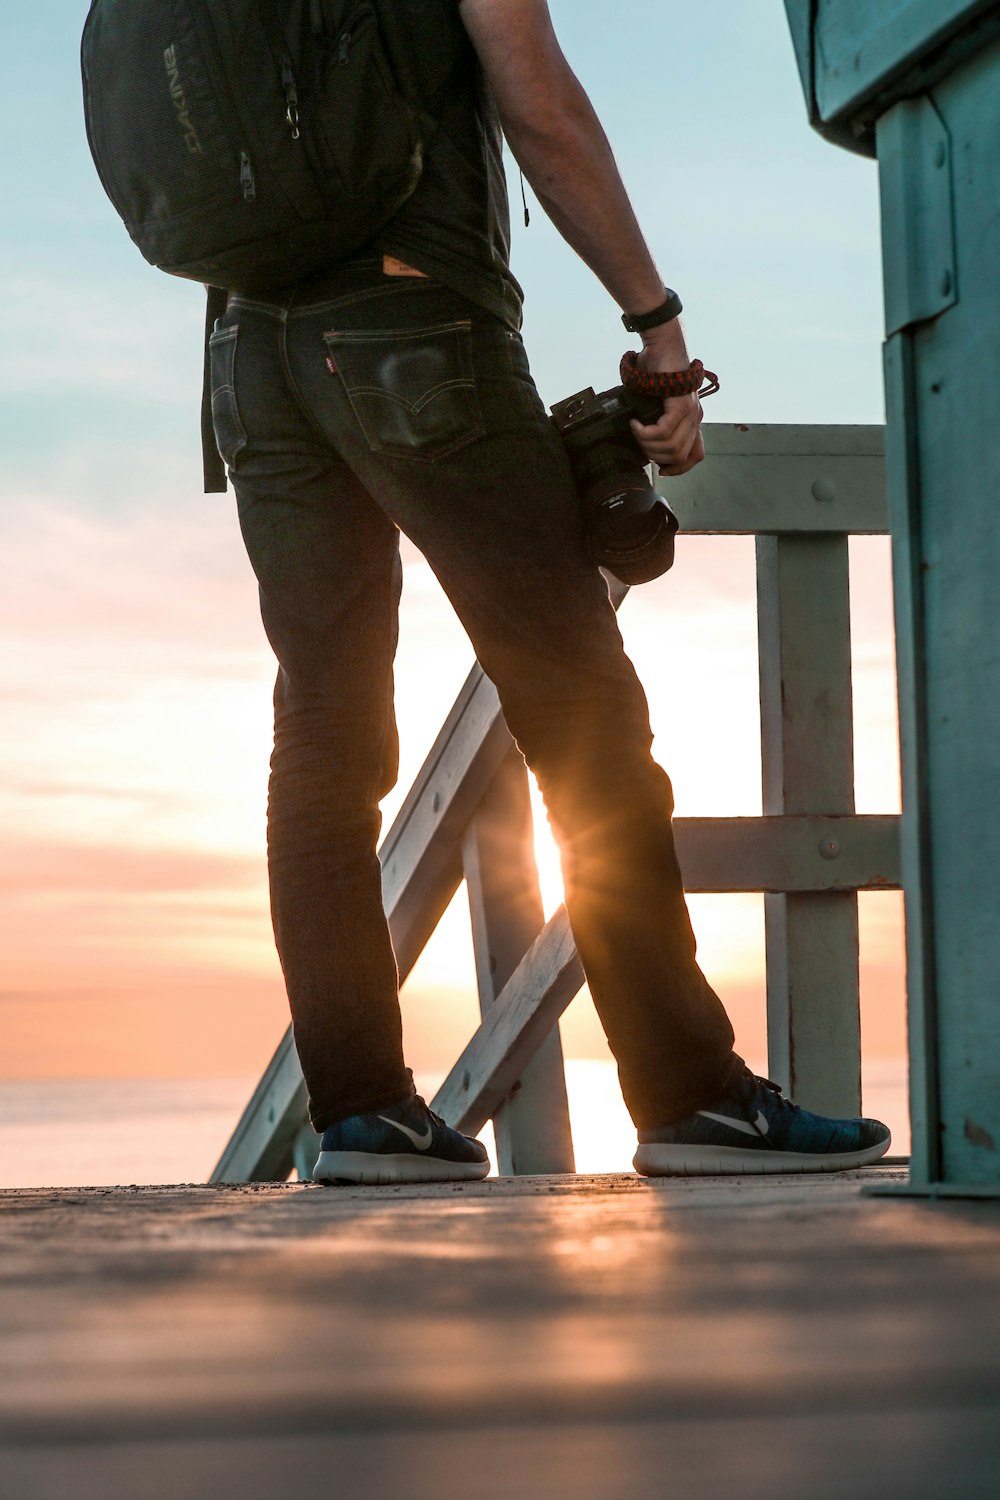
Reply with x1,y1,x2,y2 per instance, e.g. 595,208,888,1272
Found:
633,1134,891,1177
313,1150,490,1186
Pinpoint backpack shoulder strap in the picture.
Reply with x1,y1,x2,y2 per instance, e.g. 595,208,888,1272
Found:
202,285,230,494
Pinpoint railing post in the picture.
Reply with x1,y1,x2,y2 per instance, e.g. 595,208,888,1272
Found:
462,746,575,1174
291,1122,319,1183
756,533,862,1117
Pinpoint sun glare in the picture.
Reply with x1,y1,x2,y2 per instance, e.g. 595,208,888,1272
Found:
527,775,568,919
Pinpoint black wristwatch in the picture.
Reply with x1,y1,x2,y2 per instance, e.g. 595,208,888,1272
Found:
621,289,683,333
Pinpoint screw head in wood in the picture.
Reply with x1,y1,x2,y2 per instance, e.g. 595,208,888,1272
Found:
819,836,841,860
811,477,836,504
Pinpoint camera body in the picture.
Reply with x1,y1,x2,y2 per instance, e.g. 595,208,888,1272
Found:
550,382,679,585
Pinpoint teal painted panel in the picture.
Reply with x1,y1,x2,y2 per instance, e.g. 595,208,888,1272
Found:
878,38,1000,1187
815,0,992,117
877,98,957,336
784,0,1000,154
783,1,814,118
882,334,941,1186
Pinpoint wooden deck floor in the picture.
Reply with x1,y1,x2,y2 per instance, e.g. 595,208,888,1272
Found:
2,1168,998,1499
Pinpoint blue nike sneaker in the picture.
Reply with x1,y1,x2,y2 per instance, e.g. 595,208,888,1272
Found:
633,1068,891,1176
313,1094,490,1185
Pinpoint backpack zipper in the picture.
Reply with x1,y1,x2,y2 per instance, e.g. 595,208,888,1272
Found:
281,57,300,139
240,152,256,202
185,4,299,218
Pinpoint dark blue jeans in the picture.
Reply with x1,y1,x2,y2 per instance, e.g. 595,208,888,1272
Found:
211,258,740,1133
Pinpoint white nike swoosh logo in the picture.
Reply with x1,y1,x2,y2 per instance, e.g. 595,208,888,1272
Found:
696,1108,770,1138
378,1115,434,1151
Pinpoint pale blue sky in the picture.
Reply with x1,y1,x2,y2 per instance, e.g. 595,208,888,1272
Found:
1,1,885,517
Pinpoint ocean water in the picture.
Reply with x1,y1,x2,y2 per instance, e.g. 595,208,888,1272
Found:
0,1059,910,1190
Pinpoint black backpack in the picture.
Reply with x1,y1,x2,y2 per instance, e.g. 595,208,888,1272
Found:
81,0,444,488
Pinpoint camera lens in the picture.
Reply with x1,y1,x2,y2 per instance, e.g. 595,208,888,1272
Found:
591,486,663,551
549,380,679,585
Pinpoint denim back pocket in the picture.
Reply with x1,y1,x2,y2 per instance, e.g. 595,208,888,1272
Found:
208,325,247,470
323,320,484,462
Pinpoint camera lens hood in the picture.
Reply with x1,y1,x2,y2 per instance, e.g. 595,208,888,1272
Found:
588,496,679,585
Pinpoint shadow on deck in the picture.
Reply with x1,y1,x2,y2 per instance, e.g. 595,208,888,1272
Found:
2,1169,998,1498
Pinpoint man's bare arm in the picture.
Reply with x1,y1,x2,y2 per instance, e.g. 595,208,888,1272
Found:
459,0,704,474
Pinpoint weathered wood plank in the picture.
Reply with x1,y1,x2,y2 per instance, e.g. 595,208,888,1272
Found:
462,748,575,1173
664,425,887,535
881,334,940,1184
763,892,862,1117
704,425,886,459
9,1171,1000,1500
378,665,512,977
211,1035,308,1184
432,908,585,1137
674,814,899,893
757,535,855,813
291,1122,320,1184
757,533,862,1117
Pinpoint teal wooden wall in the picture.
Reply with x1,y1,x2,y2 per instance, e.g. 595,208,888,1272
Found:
786,1,1000,1192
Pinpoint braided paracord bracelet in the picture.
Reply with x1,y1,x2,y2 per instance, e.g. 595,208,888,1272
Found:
620,350,720,400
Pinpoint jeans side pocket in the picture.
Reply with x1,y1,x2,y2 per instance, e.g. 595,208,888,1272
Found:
208,325,247,470
324,320,484,462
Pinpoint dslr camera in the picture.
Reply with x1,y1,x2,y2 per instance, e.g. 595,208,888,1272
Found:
550,381,679,585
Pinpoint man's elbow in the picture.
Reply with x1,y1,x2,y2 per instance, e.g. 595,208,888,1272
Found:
496,80,593,184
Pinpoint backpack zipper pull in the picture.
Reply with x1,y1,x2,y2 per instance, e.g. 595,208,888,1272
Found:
240,152,256,202
281,58,300,139
338,31,351,66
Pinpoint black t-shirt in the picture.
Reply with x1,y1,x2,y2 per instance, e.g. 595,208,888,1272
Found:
370,0,524,330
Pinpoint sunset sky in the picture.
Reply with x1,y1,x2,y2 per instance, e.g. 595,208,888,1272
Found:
2,4,903,1156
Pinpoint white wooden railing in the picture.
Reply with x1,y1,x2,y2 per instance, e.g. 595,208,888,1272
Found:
211,423,899,1183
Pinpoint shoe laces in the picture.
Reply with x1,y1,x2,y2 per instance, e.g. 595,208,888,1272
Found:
738,1070,797,1117
413,1095,447,1131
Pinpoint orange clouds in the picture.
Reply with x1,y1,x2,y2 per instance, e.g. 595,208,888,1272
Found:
1,494,905,1092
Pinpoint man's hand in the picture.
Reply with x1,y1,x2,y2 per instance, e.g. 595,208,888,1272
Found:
629,321,706,478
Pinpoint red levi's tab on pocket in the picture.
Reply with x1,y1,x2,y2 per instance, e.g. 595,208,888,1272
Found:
382,255,428,278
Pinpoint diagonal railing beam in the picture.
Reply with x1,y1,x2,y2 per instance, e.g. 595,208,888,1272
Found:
432,908,583,1136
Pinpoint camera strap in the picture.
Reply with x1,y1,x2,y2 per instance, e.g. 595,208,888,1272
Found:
619,351,720,400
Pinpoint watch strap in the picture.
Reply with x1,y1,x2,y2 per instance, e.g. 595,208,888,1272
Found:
621,289,683,333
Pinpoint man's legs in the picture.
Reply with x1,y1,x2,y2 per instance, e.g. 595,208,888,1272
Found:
215,262,889,1175
273,265,741,1130
213,297,416,1127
